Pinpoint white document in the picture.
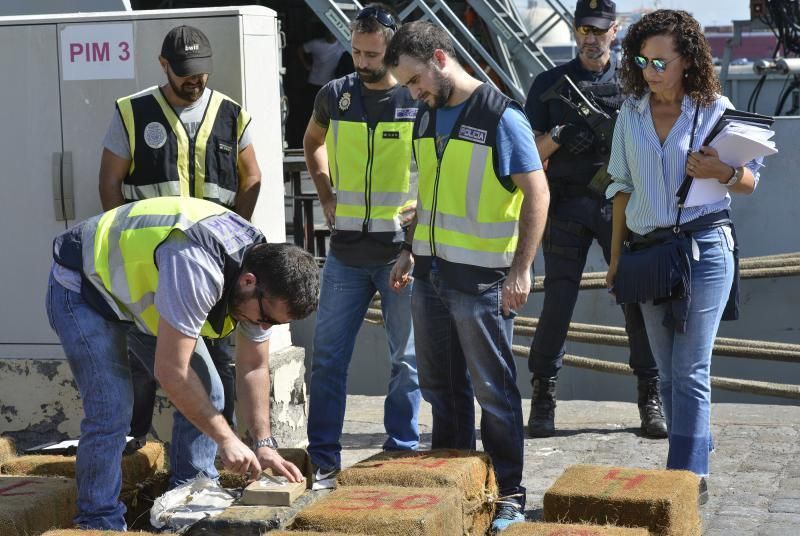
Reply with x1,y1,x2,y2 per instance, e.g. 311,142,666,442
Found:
683,124,778,207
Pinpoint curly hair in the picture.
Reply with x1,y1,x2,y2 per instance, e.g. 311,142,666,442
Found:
620,10,720,105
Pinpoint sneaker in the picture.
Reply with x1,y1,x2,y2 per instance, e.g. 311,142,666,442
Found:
311,466,340,490
491,502,525,533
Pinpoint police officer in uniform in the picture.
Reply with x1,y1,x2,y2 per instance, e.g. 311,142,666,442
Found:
523,0,667,439
98,25,262,444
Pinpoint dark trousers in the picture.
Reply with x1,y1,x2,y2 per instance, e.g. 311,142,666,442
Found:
129,335,235,437
528,196,658,379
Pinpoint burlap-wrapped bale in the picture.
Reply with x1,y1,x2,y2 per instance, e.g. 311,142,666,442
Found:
291,485,461,536
337,449,496,535
0,475,76,536
543,465,701,536
0,436,15,465
217,448,314,490
0,441,165,496
269,532,371,536
41,531,159,535
502,521,651,535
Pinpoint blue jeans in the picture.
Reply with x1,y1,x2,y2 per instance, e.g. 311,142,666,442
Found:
639,226,734,476
307,253,420,471
530,196,658,379
412,272,525,507
45,273,222,530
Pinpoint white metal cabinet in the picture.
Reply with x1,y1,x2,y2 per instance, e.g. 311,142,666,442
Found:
0,24,66,350
0,7,287,357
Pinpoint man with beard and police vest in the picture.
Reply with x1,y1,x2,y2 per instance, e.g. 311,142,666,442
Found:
302,4,421,490
385,21,550,533
523,0,666,439
98,25,261,446
46,197,319,530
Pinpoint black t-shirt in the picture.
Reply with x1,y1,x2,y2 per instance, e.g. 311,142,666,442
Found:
524,57,619,182
313,81,410,266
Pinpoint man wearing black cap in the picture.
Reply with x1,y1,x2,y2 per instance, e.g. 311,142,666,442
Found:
98,25,262,445
523,0,667,439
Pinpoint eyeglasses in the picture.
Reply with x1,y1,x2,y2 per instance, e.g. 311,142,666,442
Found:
355,6,398,31
576,25,611,36
254,287,283,327
633,54,681,73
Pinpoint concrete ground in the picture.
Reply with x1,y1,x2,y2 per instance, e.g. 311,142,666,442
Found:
340,395,800,536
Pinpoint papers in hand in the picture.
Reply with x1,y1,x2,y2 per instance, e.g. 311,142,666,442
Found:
683,110,778,207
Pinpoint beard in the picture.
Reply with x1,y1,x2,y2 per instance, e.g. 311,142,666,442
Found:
358,64,388,84
169,74,206,102
579,43,608,61
430,68,454,108
228,283,253,321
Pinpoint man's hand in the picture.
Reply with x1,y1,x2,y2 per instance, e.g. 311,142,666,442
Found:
502,266,531,316
389,250,414,292
218,436,261,476
320,192,337,230
256,447,304,483
398,201,417,227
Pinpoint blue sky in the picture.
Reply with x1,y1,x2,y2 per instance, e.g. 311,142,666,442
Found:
519,1,752,27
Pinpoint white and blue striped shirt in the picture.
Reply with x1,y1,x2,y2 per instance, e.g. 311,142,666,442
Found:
607,92,762,235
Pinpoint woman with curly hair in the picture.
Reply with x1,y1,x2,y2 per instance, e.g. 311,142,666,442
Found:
605,9,762,502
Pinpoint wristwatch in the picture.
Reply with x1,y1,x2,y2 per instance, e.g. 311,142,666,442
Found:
723,166,744,187
550,124,565,145
253,436,278,450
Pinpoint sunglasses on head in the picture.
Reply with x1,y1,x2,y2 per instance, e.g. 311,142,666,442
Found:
633,54,681,73
355,6,398,31
576,25,611,36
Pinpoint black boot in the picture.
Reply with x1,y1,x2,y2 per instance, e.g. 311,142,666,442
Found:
638,377,667,438
528,376,557,438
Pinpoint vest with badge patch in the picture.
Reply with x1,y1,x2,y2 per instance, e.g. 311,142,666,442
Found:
116,86,251,209
324,73,418,239
52,197,265,338
413,84,523,271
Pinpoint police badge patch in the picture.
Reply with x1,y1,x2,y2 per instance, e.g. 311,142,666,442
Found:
590,0,598,8
338,91,352,112
144,122,168,149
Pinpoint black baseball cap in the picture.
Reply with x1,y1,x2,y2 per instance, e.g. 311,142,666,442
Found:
574,0,617,30
161,25,213,77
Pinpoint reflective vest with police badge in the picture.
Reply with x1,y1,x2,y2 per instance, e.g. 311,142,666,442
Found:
325,73,417,238
52,197,264,338
116,86,251,209
412,84,523,269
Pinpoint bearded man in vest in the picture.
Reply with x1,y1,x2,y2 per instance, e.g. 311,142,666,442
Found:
385,21,550,533
47,197,318,530
523,0,666,440
302,3,421,490
98,25,262,446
